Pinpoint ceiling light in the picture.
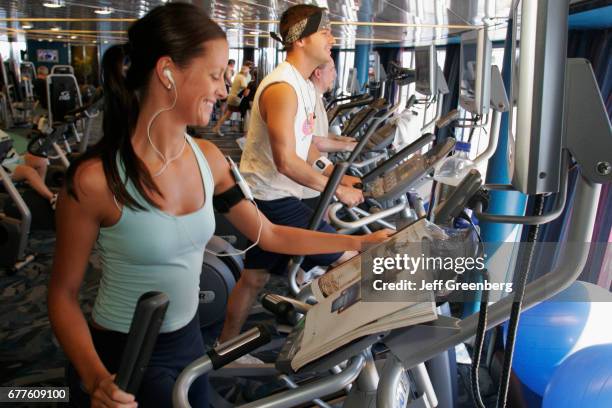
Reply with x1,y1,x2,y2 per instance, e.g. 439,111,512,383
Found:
57,35,63,39
94,7,113,15
92,40,97,43
70,35,77,39
50,26,61,31
22,23,33,29
43,0,65,8
103,40,109,44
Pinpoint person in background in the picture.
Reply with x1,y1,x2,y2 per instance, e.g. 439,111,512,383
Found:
1,130,56,209
224,59,236,91
220,4,365,346
239,69,258,123
302,57,358,210
212,60,253,135
33,65,49,110
218,59,235,118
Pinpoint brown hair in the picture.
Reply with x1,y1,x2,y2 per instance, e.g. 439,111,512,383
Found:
279,4,323,52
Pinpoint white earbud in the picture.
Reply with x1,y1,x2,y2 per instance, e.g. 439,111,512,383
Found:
163,68,174,89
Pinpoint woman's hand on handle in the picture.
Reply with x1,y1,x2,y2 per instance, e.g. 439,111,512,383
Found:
91,374,138,408
359,229,394,252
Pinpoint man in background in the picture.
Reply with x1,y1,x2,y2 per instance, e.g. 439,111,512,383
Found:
33,65,49,109
302,57,358,209
212,60,253,135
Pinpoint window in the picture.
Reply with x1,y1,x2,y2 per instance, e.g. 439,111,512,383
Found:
276,50,286,66
398,49,415,112
336,49,355,95
228,48,242,75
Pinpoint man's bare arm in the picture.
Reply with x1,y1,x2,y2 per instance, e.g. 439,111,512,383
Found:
260,82,329,192
312,135,357,153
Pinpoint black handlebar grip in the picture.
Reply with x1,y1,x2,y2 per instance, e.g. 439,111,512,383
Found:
406,95,418,109
434,169,483,225
115,292,169,394
353,182,363,190
207,325,272,370
261,296,300,326
310,162,350,230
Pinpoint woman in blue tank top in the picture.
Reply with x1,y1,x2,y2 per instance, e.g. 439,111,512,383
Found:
47,3,390,408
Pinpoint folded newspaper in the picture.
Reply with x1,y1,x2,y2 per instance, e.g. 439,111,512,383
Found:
289,219,443,371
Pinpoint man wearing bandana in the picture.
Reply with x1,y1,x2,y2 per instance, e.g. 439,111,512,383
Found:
221,5,364,345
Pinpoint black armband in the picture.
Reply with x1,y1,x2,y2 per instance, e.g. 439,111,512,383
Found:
213,184,247,213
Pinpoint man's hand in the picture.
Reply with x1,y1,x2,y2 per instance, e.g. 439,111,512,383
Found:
333,135,357,143
345,141,358,151
336,185,364,207
333,135,357,152
341,174,362,188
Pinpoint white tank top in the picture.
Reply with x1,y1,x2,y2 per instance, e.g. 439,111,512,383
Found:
240,61,316,200
303,95,329,199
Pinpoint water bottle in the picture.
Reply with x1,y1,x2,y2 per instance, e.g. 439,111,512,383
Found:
433,141,476,211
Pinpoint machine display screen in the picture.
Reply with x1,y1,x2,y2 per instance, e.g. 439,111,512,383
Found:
346,67,359,95
415,45,436,96
459,30,491,115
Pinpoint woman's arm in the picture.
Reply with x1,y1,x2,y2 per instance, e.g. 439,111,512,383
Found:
48,161,136,406
199,140,391,254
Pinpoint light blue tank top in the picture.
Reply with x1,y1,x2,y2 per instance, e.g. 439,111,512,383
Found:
92,136,215,333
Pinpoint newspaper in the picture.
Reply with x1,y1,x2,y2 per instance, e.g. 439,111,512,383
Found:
291,219,445,370
311,219,447,301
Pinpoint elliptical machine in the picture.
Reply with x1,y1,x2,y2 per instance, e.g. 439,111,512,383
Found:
198,236,244,329
0,137,35,272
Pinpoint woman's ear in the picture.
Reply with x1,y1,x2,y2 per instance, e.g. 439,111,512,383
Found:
154,56,175,90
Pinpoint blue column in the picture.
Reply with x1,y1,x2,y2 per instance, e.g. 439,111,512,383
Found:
354,44,371,91
354,0,373,92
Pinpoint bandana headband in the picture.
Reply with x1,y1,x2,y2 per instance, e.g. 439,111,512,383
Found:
270,10,330,50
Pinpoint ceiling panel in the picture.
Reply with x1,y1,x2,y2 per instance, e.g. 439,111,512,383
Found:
0,0,520,48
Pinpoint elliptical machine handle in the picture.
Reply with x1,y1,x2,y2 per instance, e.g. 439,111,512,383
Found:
115,292,169,394
208,324,272,369
287,162,350,295
261,295,301,326
173,325,272,408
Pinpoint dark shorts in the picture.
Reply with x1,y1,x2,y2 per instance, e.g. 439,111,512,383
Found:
67,314,208,408
244,197,343,275
302,196,321,212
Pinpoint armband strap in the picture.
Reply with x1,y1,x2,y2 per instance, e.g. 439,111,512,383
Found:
213,185,246,213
